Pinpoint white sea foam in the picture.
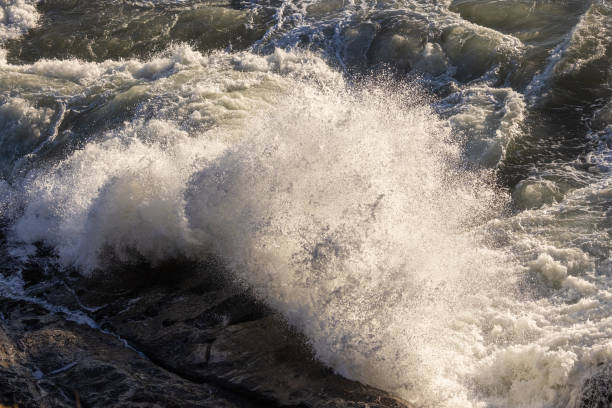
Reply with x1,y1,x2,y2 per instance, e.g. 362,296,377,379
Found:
0,97,53,172
525,0,611,104
1,28,610,408
438,86,526,167
0,0,39,43
554,0,611,77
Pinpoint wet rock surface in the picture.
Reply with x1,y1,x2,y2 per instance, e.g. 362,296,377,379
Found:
0,261,412,408
0,298,240,408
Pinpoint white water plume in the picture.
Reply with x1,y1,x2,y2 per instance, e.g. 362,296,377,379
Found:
184,78,515,406
3,38,610,407
6,48,517,406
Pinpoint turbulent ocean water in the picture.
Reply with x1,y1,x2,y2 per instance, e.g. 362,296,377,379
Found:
0,0,610,406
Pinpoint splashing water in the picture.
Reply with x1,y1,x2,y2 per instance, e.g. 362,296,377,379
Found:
1,0,611,407
4,48,514,406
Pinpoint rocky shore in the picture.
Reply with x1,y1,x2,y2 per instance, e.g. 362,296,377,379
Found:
1,255,611,408
0,259,413,408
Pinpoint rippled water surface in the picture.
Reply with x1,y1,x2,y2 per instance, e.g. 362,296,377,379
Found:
0,0,610,407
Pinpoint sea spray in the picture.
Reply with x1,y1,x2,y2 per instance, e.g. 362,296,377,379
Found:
184,77,515,406
0,0,610,404
8,48,516,405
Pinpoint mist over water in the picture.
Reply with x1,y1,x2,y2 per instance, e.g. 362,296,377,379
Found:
0,0,611,407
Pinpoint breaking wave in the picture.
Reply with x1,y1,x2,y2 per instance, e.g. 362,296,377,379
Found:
1,1,611,407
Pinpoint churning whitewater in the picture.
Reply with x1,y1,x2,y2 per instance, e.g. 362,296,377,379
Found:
0,0,610,407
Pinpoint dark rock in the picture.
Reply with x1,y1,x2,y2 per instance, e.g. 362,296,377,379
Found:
0,264,412,408
0,296,250,407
